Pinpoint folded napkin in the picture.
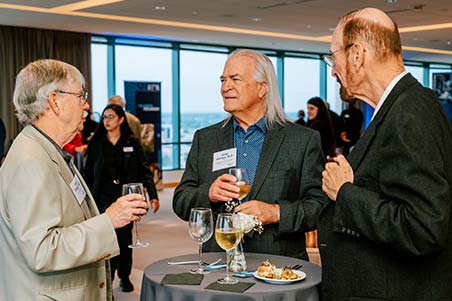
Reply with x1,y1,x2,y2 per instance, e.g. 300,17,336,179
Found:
205,281,255,293
161,273,204,285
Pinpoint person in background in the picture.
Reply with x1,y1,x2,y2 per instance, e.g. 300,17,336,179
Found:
324,101,345,153
295,109,306,126
320,8,452,300
82,109,99,144
0,117,5,165
108,95,142,139
84,104,160,293
63,131,87,171
340,98,363,157
173,49,326,260
0,59,147,301
306,97,336,158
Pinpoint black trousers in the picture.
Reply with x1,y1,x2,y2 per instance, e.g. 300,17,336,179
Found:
110,221,133,280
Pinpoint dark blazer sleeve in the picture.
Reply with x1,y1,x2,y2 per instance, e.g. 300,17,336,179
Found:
172,130,214,221
334,83,452,256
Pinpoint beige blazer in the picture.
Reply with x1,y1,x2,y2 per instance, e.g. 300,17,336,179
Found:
0,125,119,300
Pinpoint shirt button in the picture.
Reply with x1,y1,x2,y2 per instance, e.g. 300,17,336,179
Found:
243,153,247,157
99,282,105,289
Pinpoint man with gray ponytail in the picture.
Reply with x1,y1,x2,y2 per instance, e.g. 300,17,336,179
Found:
0,59,148,300
173,49,327,259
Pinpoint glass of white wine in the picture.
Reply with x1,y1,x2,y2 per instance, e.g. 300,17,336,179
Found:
229,168,251,202
188,208,214,274
215,213,242,284
122,183,150,248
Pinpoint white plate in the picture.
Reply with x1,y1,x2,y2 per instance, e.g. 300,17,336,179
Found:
253,269,306,285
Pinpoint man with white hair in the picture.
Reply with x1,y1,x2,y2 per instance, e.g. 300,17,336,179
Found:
173,49,327,259
320,8,452,300
108,95,142,139
0,59,148,300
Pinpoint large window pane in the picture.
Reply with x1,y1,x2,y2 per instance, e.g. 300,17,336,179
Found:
179,50,228,167
284,58,320,120
90,43,108,120
180,50,228,143
115,45,174,167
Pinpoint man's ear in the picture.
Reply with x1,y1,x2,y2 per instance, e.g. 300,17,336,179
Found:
47,91,60,115
351,43,366,68
258,82,267,99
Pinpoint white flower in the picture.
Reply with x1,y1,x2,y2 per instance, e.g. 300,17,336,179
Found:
233,212,264,234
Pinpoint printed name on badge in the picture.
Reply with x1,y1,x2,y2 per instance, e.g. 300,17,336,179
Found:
123,146,134,152
70,175,87,205
212,148,237,172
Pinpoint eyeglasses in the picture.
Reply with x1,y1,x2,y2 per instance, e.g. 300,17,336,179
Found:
56,90,88,104
322,44,354,67
102,114,117,120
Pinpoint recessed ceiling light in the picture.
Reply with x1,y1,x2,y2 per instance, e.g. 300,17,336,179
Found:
412,37,418,41
306,24,312,29
192,11,198,15
155,5,166,10
386,0,397,3
328,27,336,31
251,17,262,22
448,41,451,45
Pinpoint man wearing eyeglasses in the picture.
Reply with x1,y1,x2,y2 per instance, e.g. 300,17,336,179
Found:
0,59,148,300
319,8,452,300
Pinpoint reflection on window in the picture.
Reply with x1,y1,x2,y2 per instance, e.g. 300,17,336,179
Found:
284,57,320,120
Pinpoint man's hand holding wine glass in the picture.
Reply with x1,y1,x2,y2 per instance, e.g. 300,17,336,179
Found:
105,193,148,228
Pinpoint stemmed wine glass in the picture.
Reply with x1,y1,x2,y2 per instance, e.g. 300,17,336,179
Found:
122,183,150,248
188,208,214,274
229,168,251,202
215,213,242,284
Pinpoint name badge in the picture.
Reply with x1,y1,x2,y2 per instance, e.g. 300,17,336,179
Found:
123,146,134,152
70,175,86,205
212,148,236,172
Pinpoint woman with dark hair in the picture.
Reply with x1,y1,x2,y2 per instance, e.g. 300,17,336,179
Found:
84,104,159,293
306,97,336,158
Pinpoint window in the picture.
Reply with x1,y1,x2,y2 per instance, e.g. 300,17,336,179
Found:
405,65,424,85
179,50,228,167
90,43,108,119
284,57,321,120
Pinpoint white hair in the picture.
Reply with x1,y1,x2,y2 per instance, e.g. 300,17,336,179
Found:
13,59,85,124
224,49,288,127
108,95,126,108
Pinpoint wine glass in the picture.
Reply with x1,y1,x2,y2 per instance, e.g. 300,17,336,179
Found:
188,208,214,274
122,183,150,248
215,213,242,284
229,168,251,202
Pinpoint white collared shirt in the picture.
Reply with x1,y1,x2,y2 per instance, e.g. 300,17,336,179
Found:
371,70,408,121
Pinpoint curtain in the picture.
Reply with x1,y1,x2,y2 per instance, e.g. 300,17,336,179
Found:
0,25,91,152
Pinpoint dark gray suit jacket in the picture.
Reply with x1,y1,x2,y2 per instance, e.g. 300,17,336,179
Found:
318,73,452,300
173,118,327,259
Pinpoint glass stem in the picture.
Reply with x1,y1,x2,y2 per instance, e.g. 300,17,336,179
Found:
198,242,203,270
134,221,140,243
226,249,232,278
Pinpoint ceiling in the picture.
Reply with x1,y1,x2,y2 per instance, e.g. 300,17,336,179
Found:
1,0,452,63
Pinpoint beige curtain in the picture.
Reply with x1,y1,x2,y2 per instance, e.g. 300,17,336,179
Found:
0,25,91,152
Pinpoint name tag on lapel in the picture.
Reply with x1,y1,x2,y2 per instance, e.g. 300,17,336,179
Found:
123,146,134,152
70,175,86,205
212,148,236,172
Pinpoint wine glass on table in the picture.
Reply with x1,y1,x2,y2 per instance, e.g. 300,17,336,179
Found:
215,213,242,284
229,168,251,203
188,208,214,274
122,183,150,248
